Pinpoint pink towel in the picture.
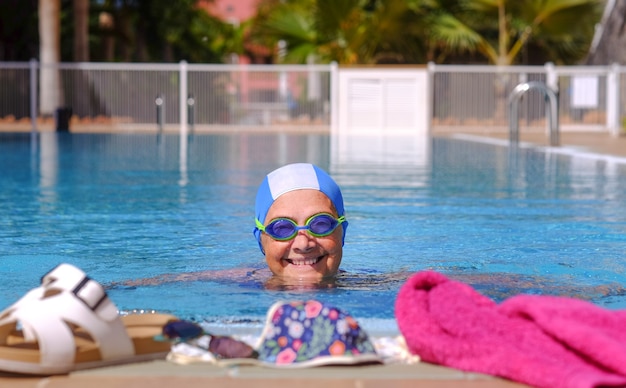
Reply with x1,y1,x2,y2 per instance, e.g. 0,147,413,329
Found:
395,271,626,388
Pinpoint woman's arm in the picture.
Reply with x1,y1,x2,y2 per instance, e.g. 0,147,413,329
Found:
106,267,263,288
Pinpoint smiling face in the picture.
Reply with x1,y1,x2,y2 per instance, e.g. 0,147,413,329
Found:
260,189,343,280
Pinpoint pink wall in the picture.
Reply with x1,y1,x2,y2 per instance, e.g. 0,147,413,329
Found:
200,0,262,24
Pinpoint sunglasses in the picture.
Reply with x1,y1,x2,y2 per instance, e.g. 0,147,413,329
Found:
158,320,258,359
256,213,346,241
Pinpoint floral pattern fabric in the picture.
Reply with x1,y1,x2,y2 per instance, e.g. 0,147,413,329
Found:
256,300,381,367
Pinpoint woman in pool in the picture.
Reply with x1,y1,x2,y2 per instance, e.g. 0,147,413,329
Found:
113,163,357,289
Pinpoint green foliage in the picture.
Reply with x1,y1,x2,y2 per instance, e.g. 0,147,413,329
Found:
93,0,231,62
250,0,427,64
416,0,603,65
2,0,605,65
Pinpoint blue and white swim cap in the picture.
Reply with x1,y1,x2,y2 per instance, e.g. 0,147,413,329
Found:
254,163,347,253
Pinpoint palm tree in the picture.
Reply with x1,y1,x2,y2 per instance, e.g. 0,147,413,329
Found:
422,0,602,65
250,0,335,64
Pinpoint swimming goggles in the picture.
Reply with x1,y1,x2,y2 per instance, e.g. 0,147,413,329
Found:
157,320,258,359
256,213,346,241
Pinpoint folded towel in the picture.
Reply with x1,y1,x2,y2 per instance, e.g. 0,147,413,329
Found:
395,271,626,388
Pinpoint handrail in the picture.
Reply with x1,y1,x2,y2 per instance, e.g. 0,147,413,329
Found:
508,81,559,146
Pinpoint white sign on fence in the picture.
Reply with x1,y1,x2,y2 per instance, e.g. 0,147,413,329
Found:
571,75,599,108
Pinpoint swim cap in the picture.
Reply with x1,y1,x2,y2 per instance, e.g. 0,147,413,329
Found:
254,163,347,253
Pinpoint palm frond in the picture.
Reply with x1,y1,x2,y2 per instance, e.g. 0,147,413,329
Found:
430,14,484,52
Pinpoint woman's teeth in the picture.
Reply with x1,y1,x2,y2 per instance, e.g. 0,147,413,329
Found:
287,256,322,265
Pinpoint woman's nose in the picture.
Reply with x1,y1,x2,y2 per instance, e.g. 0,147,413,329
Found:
291,230,315,250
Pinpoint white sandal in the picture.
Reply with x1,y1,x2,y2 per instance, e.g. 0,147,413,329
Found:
0,263,176,375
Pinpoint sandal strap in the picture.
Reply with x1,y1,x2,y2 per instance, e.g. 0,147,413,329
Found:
2,264,119,323
40,264,118,322
0,264,135,369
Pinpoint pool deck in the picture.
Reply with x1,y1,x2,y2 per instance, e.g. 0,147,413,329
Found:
1,358,528,388
439,128,626,158
2,127,625,387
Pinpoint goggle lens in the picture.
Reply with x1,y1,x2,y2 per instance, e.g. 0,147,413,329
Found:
267,218,299,239
308,214,335,234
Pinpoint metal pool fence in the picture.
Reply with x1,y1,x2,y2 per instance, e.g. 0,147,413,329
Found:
0,61,625,135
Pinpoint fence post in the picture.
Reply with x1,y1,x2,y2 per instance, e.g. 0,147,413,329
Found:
544,62,558,92
156,94,165,132
329,61,338,137
179,60,188,137
427,62,436,132
607,63,620,136
30,58,38,133
187,94,195,133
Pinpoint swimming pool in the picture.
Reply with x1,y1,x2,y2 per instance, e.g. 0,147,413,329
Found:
1,131,626,333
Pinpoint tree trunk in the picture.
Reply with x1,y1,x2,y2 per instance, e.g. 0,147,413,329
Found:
99,12,115,61
39,0,63,116
73,0,89,62
586,0,626,65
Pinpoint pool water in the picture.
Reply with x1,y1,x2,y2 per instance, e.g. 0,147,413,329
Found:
1,132,626,332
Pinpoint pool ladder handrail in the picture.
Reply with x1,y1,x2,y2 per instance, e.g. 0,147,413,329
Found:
508,81,559,147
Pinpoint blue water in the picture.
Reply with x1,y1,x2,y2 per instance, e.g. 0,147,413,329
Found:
1,132,626,330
